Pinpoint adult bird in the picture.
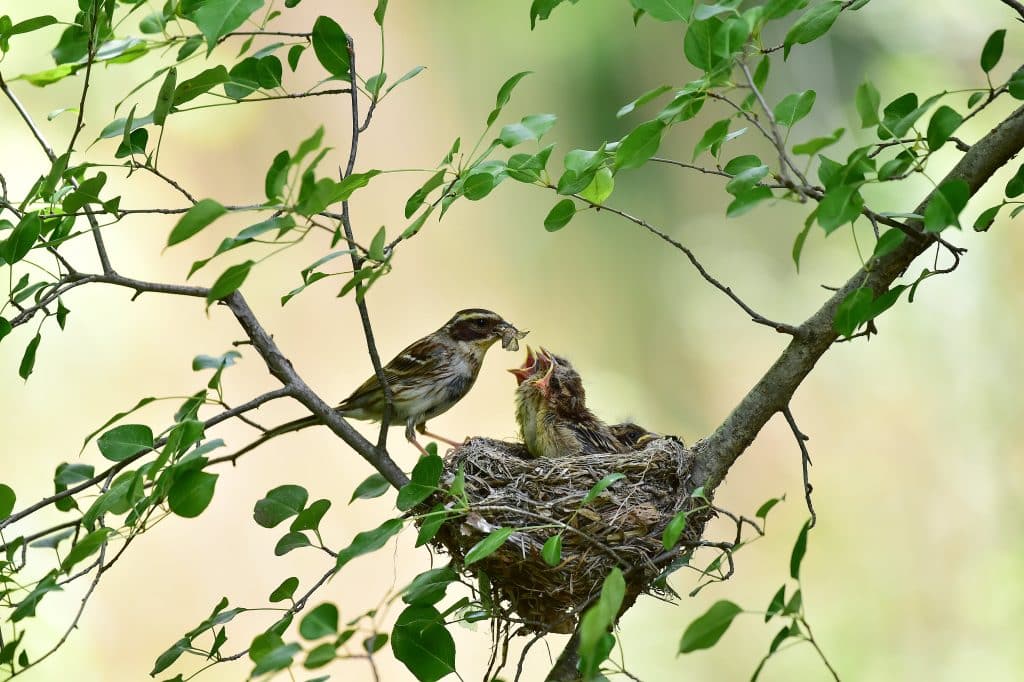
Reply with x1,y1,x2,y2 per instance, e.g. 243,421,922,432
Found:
237,309,525,457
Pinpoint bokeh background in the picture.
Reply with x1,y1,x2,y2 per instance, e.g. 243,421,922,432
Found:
2,1,1023,680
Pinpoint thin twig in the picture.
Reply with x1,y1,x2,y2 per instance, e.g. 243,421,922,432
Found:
782,406,816,529
567,194,799,335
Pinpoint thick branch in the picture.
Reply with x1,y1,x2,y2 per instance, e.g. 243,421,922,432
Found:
691,105,1024,490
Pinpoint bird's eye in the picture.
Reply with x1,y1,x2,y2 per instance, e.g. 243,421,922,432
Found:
475,318,489,327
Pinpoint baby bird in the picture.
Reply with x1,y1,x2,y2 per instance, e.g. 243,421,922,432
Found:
609,422,661,448
237,309,525,457
512,349,626,458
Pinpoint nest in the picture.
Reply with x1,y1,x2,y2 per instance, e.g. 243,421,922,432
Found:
425,436,710,634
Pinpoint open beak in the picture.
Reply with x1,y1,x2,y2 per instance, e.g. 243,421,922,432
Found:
507,346,537,385
533,359,555,398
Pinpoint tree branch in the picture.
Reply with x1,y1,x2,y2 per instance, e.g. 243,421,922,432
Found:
691,104,1024,491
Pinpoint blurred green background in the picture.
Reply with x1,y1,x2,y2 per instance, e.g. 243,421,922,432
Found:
2,1,1023,680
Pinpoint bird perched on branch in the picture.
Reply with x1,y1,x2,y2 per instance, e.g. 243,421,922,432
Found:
511,348,627,458
237,309,526,457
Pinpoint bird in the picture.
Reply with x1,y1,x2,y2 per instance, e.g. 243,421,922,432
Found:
512,348,627,458
236,309,526,457
609,422,660,448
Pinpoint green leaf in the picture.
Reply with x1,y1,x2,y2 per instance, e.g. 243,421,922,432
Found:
692,118,730,159
581,472,626,505
833,286,873,336
11,572,61,622
854,81,879,128
923,179,969,232
763,0,808,20
790,519,812,579
871,228,906,259
817,184,864,233
1005,164,1024,198
274,531,310,555
462,171,496,201
167,199,226,247
172,66,230,105
403,566,457,606
193,0,264,49
755,495,784,519
541,534,563,566
723,155,763,175
152,68,177,128
973,204,1002,232
300,603,339,639
335,518,403,569
311,16,351,80
10,15,57,35
405,170,446,218
206,261,254,306
169,470,218,518
487,71,532,125
97,424,153,461
617,85,672,117
783,1,842,59
773,90,816,127
679,600,743,653
464,527,513,565
391,605,456,682
980,29,1005,73
1009,66,1024,100
498,113,557,147
254,484,308,528
926,105,962,151
579,568,625,677
304,643,337,669
397,454,443,511
0,317,11,345
12,333,33,377
578,167,614,204
878,92,941,140
661,510,688,550
374,0,389,25
765,585,786,622
544,199,576,232
724,165,769,196
1,213,41,264
61,528,112,573
0,484,15,519
350,473,390,503
616,119,665,169
631,0,694,21
415,504,447,547
792,127,844,156
726,186,773,218
290,498,331,532
252,642,301,675
151,638,189,675
269,576,299,602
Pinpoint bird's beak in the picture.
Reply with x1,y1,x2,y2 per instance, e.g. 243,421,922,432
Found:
507,346,537,385
533,360,554,398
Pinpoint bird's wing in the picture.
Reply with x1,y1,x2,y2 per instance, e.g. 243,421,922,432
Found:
337,338,453,411
571,419,623,454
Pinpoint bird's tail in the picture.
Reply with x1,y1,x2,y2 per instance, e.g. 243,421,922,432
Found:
228,413,325,461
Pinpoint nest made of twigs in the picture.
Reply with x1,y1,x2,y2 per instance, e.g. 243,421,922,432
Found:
423,436,709,634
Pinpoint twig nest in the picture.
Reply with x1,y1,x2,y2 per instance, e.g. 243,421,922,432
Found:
427,436,708,634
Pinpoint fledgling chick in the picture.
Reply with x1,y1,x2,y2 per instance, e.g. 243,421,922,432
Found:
609,422,661,448
236,309,527,457
513,349,626,458
509,347,548,456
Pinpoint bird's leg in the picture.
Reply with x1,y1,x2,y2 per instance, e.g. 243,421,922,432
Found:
416,422,463,447
405,419,432,457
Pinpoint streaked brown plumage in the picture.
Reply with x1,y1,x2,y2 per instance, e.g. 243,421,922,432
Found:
237,309,525,457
